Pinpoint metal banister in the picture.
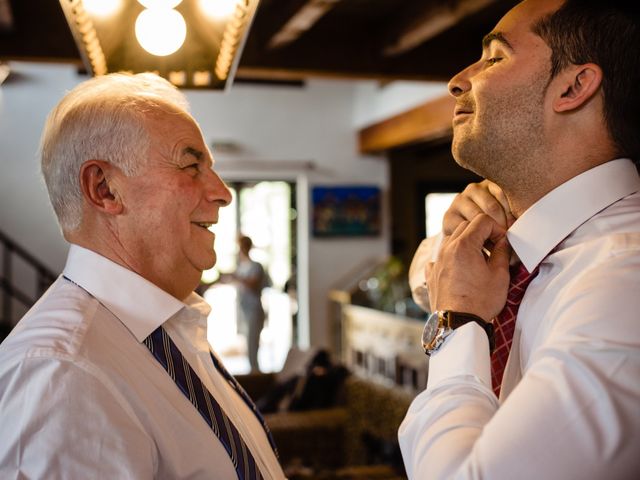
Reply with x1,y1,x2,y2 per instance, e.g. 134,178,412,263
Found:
0,230,58,333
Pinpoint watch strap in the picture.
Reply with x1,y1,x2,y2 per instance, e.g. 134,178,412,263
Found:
442,311,495,353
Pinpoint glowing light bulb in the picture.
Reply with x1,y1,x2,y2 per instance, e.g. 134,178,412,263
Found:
199,0,238,19
83,0,122,17
135,8,186,56
137,0,183,9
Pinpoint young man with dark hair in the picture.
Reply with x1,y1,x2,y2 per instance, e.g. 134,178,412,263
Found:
400,1,640,478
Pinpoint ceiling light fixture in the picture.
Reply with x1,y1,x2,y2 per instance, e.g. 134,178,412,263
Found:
135,8,187,56
199,0,237,19
82,0,122,17
58,0,259,89
137,0,183,8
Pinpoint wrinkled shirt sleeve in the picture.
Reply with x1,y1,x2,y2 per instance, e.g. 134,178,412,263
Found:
0,357,156,479
408,234,443,312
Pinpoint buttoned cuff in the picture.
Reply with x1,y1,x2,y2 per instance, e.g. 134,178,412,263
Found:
426,321,492,390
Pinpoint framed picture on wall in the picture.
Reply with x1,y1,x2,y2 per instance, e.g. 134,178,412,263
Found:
312,185,381,237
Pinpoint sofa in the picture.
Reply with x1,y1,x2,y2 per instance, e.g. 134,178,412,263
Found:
236,372,415,479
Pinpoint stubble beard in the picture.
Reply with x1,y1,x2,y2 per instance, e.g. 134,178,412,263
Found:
451,76,549,192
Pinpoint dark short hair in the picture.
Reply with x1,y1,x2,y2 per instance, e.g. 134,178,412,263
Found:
533,0,640,164
239,235,253,251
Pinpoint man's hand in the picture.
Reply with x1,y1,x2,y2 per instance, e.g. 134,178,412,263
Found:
409,180,513,312
443,180,514,236
426,214,511,321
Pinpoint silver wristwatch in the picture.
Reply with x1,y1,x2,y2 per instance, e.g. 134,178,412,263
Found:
422,310,495,356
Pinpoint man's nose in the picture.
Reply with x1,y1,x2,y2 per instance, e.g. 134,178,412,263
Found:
204,169,232,206
448,63,475,97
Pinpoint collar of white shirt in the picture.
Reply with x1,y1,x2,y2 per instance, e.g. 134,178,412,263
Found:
507,158,640,273
62,244,212,343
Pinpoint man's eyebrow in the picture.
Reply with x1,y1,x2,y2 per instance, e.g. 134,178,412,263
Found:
482,31,514,51
182,146,203,161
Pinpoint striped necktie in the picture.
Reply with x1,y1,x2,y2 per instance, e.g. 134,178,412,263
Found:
491,263,539,396
144,326,278,480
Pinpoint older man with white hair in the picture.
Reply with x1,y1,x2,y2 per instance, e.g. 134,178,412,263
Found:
0,73,285,479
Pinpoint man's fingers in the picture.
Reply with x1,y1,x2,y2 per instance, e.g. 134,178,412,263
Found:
442,181,512,235
439,220,470,262
485,180,509,210
426,213,511,321
447,219,470,242
458,214,507,250
468,182,509,228
443,197,483,235
486,180,516,227
488,235,511,271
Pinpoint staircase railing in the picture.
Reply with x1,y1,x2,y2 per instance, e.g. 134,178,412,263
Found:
0,230,58,331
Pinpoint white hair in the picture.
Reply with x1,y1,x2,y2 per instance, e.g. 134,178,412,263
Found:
40,72,190,232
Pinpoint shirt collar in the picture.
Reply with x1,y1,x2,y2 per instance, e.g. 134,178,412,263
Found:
508,159,640,273
62,245,210,342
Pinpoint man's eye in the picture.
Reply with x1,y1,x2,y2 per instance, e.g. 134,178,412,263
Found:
183,163,199,171
486,57,502,66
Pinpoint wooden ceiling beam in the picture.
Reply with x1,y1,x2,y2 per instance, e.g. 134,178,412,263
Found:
383,0,497,57
358,95,455,154
267,0,341,50
235,65,442,83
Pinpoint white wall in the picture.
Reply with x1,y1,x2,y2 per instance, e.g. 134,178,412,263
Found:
0,63,78,273
0,61,444,349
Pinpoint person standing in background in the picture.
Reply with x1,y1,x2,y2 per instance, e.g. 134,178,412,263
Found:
235,235,268,373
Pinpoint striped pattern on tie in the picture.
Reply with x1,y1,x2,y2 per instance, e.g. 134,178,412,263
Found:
144,326,276,480
491,263,539,396
208,346,278,458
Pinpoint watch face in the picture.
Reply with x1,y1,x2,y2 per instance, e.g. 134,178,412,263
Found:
421,312,440,350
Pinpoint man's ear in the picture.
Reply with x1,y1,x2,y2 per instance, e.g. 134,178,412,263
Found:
79,160,123,216
553,63,603,113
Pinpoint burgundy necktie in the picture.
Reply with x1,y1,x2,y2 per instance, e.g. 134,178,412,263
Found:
491,262,539,396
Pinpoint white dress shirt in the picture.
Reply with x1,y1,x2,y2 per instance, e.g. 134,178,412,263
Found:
399,159,640,479
0,245,286,479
